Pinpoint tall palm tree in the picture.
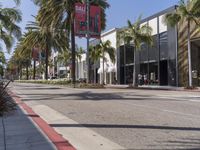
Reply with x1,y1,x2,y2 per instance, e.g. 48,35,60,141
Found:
96,40,115,84
164,0,200,87
89,45,101,84
33,0,110,85
14,39,32,80
121,16,152,86
0,1,21,53
24,20,69,80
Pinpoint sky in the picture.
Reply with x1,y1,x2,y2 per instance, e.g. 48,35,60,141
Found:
1,0,180,58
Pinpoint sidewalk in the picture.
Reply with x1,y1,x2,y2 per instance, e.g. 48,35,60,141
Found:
0,106,56,150
105,84,200,91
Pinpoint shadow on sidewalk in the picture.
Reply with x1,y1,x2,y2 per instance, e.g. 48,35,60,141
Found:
0,106,56,150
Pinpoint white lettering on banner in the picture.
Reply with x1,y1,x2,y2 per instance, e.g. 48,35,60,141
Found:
75,5,85,14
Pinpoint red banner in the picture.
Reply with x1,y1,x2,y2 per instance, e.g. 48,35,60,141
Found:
75,3,101,38
75,3,86,37
32,47,39,61
89,5,101,38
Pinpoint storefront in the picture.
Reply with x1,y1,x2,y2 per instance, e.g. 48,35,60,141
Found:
117,6,178,86
89,6,200,87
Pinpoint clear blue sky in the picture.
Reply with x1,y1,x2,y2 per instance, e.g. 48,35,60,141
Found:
2,0,180,58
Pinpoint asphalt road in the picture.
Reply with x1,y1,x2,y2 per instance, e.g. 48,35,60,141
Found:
10,83,200,149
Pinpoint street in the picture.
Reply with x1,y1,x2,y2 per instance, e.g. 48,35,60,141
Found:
10,83,200,149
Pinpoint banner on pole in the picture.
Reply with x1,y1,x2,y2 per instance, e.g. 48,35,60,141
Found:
75,3,101,38
32,47,39,61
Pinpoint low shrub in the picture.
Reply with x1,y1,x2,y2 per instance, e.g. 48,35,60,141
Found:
0,82,16,116
79,83,104,89
184,86,198,90
16,79,72,85
16,80,105,89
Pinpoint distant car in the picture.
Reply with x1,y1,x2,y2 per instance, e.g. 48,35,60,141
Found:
51,76,57,79
50,76,57,80
78,78,86,83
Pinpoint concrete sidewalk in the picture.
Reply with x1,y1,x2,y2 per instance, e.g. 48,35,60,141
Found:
0,106,56,150
105,84,200,91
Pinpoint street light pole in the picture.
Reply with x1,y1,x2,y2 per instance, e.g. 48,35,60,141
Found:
86,0,90,83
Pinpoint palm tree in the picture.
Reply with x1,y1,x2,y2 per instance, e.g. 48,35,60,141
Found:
57,49,71,78
76,47,85,79
95,40,115,84
164,0,200,87
0,1,22,53
89,45,101,84
33,0,110,85
24,20,69,80
121,16,152,86
0,51,6,77
14,42,32,80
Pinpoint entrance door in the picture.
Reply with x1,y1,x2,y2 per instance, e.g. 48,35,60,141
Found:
160,60,168,85
191,40,200,86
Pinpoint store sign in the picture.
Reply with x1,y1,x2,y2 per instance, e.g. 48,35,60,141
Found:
74,3,101,38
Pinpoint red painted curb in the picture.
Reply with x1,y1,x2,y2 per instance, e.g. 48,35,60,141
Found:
9,91,76,150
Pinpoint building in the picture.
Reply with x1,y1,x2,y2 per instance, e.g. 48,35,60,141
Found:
118,6,178,86
90,5,200,87
90,28,118,84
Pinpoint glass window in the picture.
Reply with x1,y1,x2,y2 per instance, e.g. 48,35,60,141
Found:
119,46,124,66
160,32,168,60
126,45,134,64
159,15,167,33
149,18,158,36
139,43,148,62
149,35,158,61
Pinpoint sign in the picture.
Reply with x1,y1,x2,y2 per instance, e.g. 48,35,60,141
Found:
32,47,39,61
75,3,86,37
75,3,101,38
89,5,101,38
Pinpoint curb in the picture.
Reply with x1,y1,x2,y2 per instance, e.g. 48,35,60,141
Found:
105,86,200,92
9,91,76,150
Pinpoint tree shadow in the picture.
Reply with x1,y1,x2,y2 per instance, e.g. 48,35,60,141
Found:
49,123,200,132
17,92,184,102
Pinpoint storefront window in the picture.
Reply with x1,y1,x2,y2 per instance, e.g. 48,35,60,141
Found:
160,32,168,60
126,46,134,64
149,35,158,61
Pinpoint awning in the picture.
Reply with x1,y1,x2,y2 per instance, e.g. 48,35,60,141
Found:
107,66,116,73
59,67,66,71
97,65,108,74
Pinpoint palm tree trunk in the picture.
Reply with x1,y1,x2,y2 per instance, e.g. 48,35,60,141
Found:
94,64,96,84
66,65,68,78
77,59,79,80
187,20,192,87
71,14,76,87
45,47,48,80
102,52,105,85
133,48,136,86
20,66,22,80
33,60,36,80
26,64,29,80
